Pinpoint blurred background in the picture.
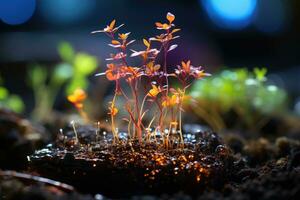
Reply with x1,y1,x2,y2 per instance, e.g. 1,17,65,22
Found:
0,0,300,115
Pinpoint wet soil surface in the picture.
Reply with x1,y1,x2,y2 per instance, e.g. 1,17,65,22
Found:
1,120,300,199
28,126,234,197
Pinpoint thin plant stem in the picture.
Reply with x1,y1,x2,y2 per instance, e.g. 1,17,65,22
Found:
110,93,119,143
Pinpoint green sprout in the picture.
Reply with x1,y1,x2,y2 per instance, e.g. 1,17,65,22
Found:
189,68,287,132
0,76,25,113
28,41,98,122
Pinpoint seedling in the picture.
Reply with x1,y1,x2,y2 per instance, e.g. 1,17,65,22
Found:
67,88,89,123
69,13,210,147
0,75,24,113
190,68,287,132
28,42,98,122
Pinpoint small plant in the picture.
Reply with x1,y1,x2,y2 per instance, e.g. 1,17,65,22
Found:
0,75,24,113
28,42,98,122
189,68,287,132
67,88,89,123
68,12,210,147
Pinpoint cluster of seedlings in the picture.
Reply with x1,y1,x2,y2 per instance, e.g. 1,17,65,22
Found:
68,12,210,148
189,68,287,132
27,13,238,197
29,127,232,196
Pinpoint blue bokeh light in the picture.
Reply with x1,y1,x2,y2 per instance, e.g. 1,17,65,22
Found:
201,0,257,30
0,0,36,25
39,0,96,25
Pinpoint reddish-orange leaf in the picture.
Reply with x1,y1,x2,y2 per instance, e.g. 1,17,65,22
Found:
170,121,178,126
171,28,181,34
162,23,170,29
75,103,83,109
147,84,161,97
67,88,87,109
111,40,120,45
106,71,119,81
143,39,150,48
162,94,180,107
109,107,118,116
109,19,116,30
155,22,163,27
118,33,129,40
166,12,175,23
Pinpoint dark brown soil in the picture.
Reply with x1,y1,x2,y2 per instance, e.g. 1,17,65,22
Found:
1,112,300,200
0,170,95,200
26,122,300,199
28,126,235,198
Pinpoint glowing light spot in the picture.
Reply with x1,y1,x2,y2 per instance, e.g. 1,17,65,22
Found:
267,85,278,92
0,0,36,25
201,0,257,29
95,194,104,200
245,78,258,86
196,175,201,182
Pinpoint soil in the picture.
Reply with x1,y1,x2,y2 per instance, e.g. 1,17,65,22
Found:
28,126,234,198
0,170,95,200
0,109,49,170
1,110,300,199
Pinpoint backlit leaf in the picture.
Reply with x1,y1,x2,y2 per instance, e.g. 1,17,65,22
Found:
58,42,74,62
143,39,150,48
109,19,116,29
168,44,178,52
74,53,98,75
166,12,175,23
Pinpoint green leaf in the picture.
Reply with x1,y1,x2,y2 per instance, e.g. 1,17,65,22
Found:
6,95,25,113
235,68,248,81
65,77,88,95
28,65,47,87
254,67,267,82
254,85,287,114
0,87,8,100
52,63,73,85
73,53,98,75
58,41,75,62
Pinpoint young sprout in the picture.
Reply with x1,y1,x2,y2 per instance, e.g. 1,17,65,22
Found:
95,121,100,134
67,88,89,123
254,67,267,82
108,94,119,143
91,12,210,148
57,128,66,147
91,19,124,34
70,120,79,145
190,68,287,132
